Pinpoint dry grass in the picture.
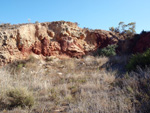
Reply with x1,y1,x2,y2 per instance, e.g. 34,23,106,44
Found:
0,55,149,113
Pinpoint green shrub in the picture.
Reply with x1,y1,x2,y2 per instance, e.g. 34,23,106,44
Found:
95,45,117,57
8,56,38,75
126,49,150,71
17,63,25,69
5,87,35,109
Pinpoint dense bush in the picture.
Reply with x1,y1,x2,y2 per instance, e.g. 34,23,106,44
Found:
95,45,117,57
126,49,150,71
114,68,150,113
5,88,34,109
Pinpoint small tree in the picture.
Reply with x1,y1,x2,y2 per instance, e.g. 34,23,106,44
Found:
109,22,136,38
35,21,39,24
109,27,115,32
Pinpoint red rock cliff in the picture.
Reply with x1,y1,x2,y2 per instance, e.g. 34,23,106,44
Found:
0,21,119,65
133,32,150,53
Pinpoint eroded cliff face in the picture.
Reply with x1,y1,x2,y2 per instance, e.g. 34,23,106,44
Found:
0,21,119,65
133,32,150,53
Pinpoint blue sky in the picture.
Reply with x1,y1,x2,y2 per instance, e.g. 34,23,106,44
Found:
0,0,149,33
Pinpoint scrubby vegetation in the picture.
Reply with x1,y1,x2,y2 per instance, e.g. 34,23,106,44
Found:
115,68,150,113
126,48,150,71
0,54,150,113
95,45,117,57
4,87,34,109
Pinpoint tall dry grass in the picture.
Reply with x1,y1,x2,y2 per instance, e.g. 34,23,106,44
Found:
0,55,149,113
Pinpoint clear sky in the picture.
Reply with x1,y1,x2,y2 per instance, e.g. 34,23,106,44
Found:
0,0,149,33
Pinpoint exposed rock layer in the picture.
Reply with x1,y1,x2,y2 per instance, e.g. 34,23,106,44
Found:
0,21,139,65
133,32,150,53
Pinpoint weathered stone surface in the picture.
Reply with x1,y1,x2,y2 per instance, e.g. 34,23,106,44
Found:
59,35,85,57
133,32,150,53
0,21,121,66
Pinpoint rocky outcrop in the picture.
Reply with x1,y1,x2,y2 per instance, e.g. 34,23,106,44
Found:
0,21,120,66
133,32,150,53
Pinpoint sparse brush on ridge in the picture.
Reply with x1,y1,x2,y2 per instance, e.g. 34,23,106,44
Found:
109,21,136,38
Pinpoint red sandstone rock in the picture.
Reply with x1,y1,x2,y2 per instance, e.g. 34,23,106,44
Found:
41,37,51,56
133,32,150,53
49,41,61,56
0,21,121,66
32,41,42,55
95,33,110,48
59,35,85,57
